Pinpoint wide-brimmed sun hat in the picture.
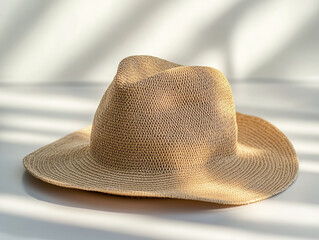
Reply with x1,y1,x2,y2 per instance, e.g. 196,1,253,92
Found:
23,55,298,205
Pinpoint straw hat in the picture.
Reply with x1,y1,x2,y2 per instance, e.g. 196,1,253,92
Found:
23,55,298,205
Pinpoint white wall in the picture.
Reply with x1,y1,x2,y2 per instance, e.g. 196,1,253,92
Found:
0,0,318,84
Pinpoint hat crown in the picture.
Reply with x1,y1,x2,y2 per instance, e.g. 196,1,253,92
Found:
90,56,237,173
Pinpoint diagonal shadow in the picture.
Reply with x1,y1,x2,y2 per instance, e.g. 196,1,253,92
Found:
52,0,170,82
175,0,261,75
0,212,157,240
247,8,319,81
0,0,55,66
158,210,319,239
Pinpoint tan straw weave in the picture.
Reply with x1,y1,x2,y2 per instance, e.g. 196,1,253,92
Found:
23,55,299,205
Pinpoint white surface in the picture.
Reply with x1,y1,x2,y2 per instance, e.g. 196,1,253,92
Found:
1,0,319,84
0,82,319,240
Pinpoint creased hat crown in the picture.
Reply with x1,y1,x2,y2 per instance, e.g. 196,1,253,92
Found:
90,56,237,173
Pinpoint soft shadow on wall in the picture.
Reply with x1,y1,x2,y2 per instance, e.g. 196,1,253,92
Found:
0,0,318,84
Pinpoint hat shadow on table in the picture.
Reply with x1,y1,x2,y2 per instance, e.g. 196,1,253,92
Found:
23,171,234,214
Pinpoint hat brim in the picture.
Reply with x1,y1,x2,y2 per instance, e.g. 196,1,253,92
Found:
23,112,298,205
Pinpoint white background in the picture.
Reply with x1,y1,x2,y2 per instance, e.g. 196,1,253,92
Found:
1,0,319,239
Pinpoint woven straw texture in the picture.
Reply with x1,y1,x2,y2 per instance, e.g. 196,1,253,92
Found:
23,55,299,205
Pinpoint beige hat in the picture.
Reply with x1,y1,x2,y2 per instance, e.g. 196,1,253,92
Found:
23,55,298,205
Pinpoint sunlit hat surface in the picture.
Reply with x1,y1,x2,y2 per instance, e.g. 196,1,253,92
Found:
23,55,299,205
